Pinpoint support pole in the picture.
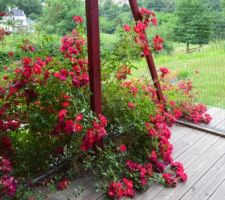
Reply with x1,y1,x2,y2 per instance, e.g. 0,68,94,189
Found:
129,0,165,103
85,0,102,114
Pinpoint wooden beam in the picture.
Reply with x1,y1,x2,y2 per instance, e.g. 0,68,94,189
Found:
177,120,225,138
128,0,165,103
85,0,102,114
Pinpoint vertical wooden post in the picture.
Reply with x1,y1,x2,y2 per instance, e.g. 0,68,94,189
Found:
85,0,102,114
129,0,165,103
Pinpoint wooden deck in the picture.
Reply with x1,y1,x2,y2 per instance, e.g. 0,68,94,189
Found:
43,120,225,200
200,107,225,133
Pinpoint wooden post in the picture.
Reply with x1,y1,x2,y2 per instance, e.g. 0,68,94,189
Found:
85,0,102,114
128,0,165,103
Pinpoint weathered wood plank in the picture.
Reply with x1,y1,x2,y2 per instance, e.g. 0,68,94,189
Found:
152,138,225,200
76,184,104,200
173,134,219,167
181,153,225,200
208,179,225,200
172,130,205,158
46,175,95,200
170,125,193,144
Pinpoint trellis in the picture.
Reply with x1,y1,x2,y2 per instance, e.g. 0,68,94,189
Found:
85,0,164,114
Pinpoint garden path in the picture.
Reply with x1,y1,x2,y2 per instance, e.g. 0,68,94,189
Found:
43,108,225,200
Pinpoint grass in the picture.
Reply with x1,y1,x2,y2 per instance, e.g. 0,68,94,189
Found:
132,41,225,109
0,32,60,52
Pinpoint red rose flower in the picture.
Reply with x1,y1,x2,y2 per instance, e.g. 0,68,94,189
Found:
119,144,127,152
123,24,131,32
128,102,135,109
75,114,83,122
57,178,69,191
74,123,83,133
73,16,83,24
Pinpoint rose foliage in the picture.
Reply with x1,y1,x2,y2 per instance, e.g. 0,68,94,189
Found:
0,10,211,199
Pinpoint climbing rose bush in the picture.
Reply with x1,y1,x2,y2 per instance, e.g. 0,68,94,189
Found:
0,8,211,199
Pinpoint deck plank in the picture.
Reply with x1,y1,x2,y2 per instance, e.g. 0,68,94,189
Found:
46,175,95,200
172,130,204,158
181,153,225,200
170,125,193,144
173,134,219,167
152,138,225,200
208,179,225,200
76,184,104,200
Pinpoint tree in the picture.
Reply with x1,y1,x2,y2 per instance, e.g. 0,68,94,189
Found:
15,0,42,18
0,0,13,12
210,12,225,40
99,0,132,34
202,0,221,11
138,0,176,12
222,0,225,10
100,0,123,21
0,0,42,19
40,0,84,35
174,0,211,51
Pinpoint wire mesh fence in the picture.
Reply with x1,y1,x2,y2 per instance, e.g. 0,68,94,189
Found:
153,42,225,133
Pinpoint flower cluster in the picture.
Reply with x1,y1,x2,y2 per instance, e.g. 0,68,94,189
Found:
181,103,212,124
73,16,84,24
123,8,164,57
59,19,89,88
160,67,170,78
162,162,187,187
20,40,36,52
107,178,135,199
126,160,154,187
178,80,193,95
52,110,83,135
153,35,164,51
139,8,158,26
57,178,70,191
81,115,108,151
116,65,131,80
171,162,187,182
145,110,180,165
60,28,85,62
0,158,17,198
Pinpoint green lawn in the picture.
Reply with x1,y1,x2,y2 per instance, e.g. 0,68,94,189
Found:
132,41,225,108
